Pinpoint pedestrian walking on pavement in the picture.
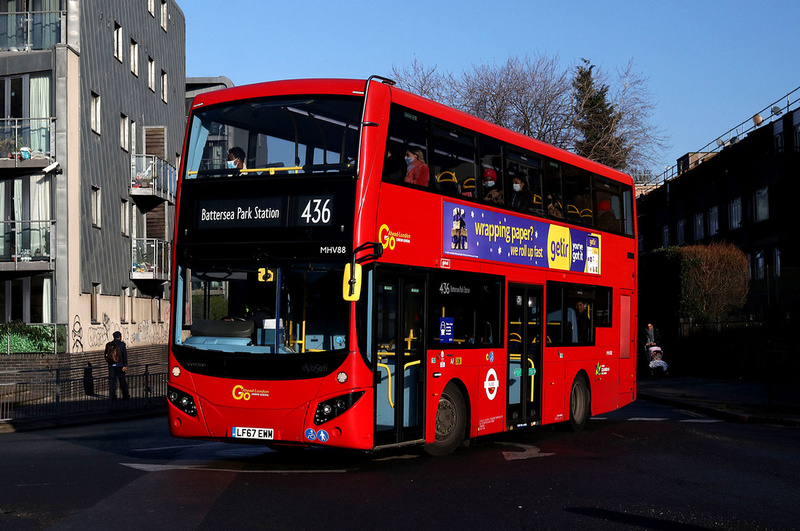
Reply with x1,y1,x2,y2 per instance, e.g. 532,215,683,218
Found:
105,331,130,400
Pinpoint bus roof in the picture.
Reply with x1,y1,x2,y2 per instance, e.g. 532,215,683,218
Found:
188,77,634,187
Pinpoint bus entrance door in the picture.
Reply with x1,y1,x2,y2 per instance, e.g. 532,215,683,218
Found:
374,272,426,447
507,285,544,428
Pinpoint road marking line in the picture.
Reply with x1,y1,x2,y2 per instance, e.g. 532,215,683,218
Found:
628,417,668,421
499,443,555,460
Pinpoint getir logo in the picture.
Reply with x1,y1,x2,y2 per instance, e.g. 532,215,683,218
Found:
547,224,571,271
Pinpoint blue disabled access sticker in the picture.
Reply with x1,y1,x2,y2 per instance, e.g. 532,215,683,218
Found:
304,428,316,441
316,430,329,443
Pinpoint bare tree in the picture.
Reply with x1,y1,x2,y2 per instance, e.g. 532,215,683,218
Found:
391,54,668,180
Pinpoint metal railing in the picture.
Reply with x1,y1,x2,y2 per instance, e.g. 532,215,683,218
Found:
0,323,66,354
131,154,177,201
0,364,167,422
0,11,65,52
642,86,800,191
131,237,171,279
0,118,55,164
0,220,55,263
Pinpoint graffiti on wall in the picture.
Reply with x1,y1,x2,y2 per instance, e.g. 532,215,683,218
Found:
71,313,169,353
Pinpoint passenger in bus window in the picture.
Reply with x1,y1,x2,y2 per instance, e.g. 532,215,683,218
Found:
404,148,430,187
510,176,533,210
227,146,246,172
596,199,619,231
481,168,503,204
547,194,564,218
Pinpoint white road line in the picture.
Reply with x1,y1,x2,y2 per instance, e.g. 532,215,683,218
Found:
628,417,669,421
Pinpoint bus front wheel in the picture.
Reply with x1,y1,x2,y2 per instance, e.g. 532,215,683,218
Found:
569,375,590,432
425,383,466,456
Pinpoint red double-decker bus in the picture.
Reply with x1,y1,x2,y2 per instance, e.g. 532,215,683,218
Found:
168,77,637,454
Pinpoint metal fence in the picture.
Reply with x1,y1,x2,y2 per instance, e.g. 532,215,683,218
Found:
0,363,167,423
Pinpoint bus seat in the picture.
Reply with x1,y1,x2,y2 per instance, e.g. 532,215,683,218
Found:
460,177,476,198
437,171,459,195
580,208,593,220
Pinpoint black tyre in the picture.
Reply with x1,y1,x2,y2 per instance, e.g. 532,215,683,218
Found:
568,375,590,433
425,383,466,456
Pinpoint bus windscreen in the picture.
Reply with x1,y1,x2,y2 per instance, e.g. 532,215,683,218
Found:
184,96,362,179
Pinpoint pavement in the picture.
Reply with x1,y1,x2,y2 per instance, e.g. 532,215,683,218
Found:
637,376,800,427
2,377,799,434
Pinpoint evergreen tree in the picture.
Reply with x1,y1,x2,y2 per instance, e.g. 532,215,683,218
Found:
572,59,630,170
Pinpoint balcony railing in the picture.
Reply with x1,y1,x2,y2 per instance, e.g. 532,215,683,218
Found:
131,238,170,281
0,118,55,166
131,154,177,203
0,220,55,266
0,11,65,52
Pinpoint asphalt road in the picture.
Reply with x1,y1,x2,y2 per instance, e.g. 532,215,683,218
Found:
1,399,798,530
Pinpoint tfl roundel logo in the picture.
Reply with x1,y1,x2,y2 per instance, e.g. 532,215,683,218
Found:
547,224,571,271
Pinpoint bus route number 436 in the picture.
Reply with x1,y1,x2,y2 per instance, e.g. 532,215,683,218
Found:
301,198,331,224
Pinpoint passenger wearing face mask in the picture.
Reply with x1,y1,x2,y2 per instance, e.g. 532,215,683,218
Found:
481,168,503,204
227,146,246,173
403,148,430,187
509,175,533,210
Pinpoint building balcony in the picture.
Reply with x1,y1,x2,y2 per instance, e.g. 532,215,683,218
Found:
0,10,65,52
0,118,55,170
131,238,170,281
130,154,177,203
0,220,55,271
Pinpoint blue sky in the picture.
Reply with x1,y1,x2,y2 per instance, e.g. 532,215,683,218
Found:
180,0,800,174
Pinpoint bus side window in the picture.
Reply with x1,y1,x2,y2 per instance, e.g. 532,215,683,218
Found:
479,136,504,205
383,105,429,186
431,124,476,198
595,178,623,233
544,161,564,219
563,165,593,225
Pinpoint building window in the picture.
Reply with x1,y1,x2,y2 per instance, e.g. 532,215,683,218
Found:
693,212,704,240
676,218,685,246
121,199,130,236
120,287,128,323
120,113,130,151
161,0,168,31
91,186,101,227
774,119,784,153
708,206,719,236
662,225,669,248
130,39,139,76
754,251,765,280
148,57,155,92
755,186,769,222
729,197,741,230
148,0,155,16
113,22,123,62
775,248,781,277
160,70,168,103
91,283,101,323
91,92,101,134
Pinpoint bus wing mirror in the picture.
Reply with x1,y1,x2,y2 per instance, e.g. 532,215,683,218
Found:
343,263,362,301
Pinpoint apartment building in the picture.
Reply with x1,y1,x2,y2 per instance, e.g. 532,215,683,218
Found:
0,0,185,356
637,91,800,321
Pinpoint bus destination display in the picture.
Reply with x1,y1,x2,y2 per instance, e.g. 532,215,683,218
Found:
195,195,335,230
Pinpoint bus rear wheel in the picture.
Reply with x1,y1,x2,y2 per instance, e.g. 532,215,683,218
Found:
569,375,590,432
425,383,466,456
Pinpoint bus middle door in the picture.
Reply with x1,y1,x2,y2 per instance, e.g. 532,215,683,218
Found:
507,284,544,428
374,271,426,447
